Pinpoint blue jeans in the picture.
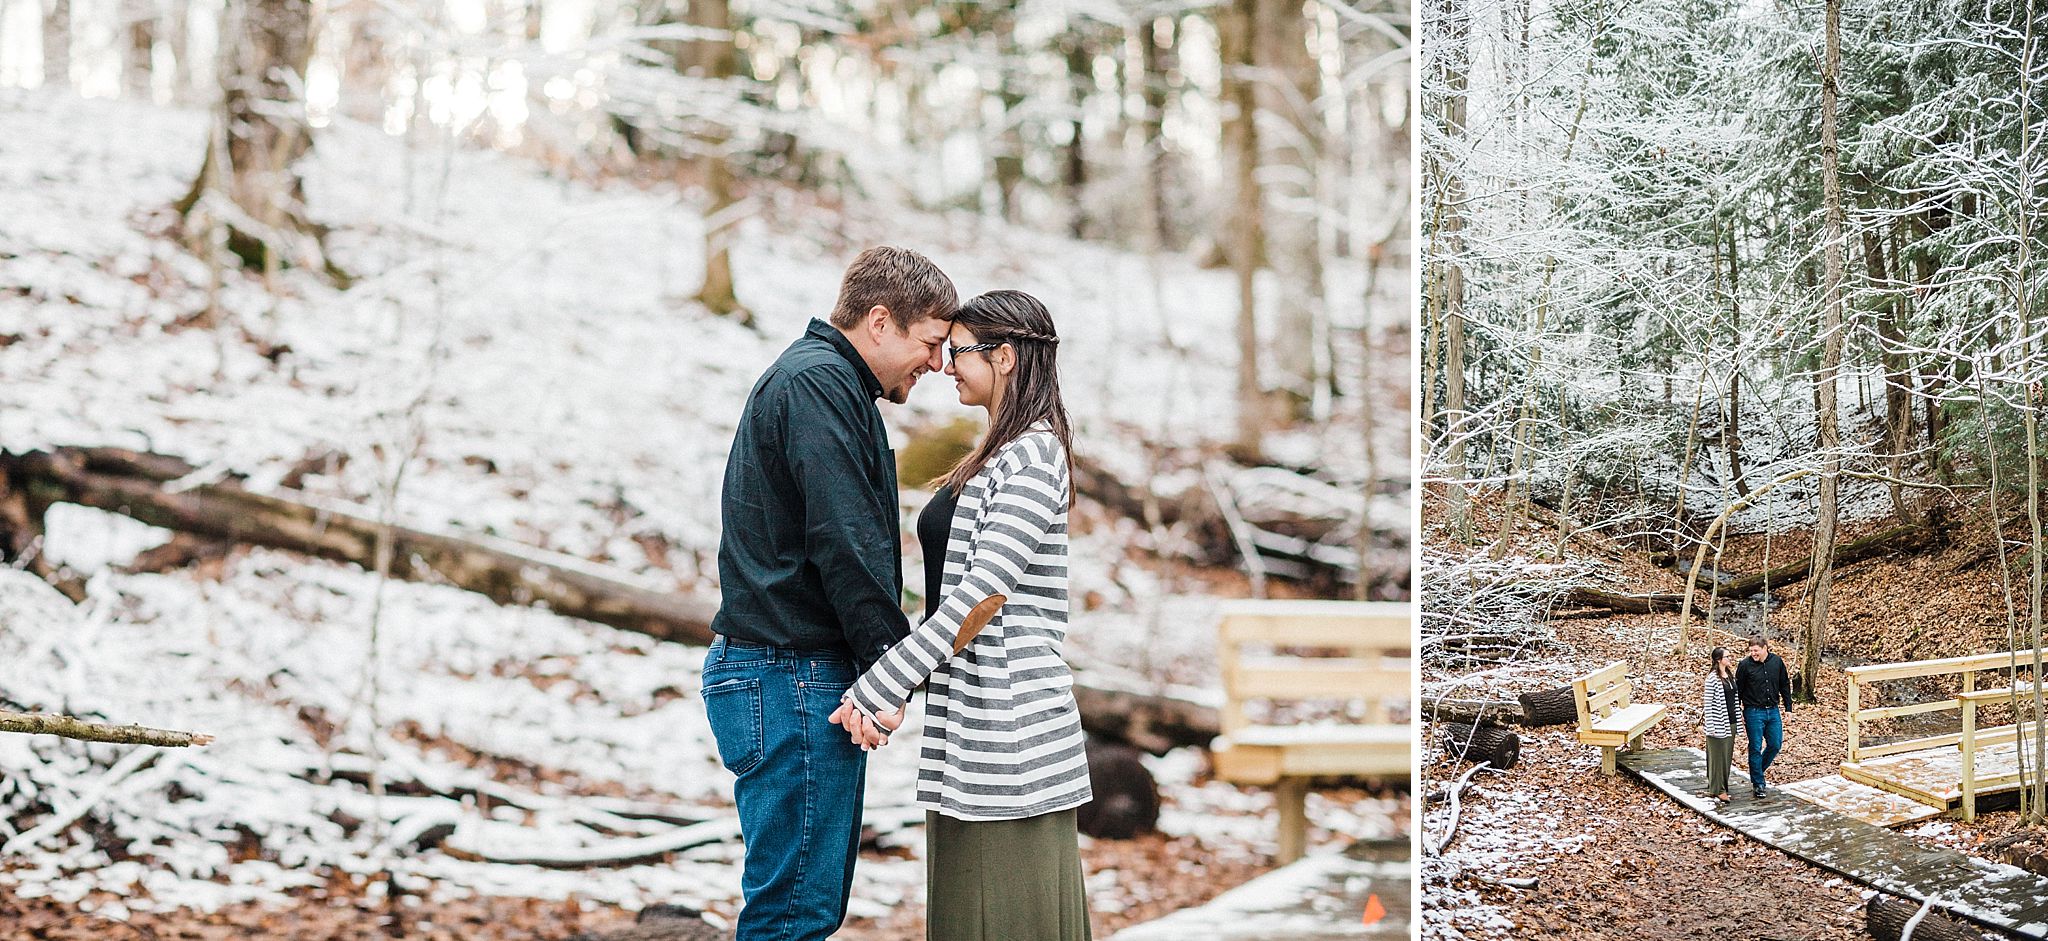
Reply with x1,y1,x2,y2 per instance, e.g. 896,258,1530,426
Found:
701,638,867,941
1745,706,1783,790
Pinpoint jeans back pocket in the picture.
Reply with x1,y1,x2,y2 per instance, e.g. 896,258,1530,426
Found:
701,677,764,775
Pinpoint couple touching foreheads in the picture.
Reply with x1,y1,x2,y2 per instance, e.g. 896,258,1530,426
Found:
700,246,1093,940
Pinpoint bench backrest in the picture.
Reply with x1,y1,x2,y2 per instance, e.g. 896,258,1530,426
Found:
1572,661,1633,732
1216,600,1410,735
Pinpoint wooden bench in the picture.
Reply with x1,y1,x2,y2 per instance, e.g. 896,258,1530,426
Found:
1209,599,1410,863
1573,661,1667,775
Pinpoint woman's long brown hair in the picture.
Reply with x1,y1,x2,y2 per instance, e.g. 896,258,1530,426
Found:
940,290,1074,501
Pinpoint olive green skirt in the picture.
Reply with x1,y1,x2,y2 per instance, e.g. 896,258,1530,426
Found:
925,809,1092,941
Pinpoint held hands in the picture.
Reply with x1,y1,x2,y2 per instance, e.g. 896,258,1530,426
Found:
828,699,904,751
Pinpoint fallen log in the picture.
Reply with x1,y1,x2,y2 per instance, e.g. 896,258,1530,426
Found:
1442,722,1519,770
10,447,721,644
1071,452,1194,529
1422,696,1520,726
1517,686,1577,727
0,466,85,602
0,710,213,747
13,447,1224,753
1076,735,1160,839
440,818,742,869
1559,586,1698,616
1071,683,1220,755
1863,894,1975,941
1682,524,1938,598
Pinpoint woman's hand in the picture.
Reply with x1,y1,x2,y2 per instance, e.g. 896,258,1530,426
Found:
830,700,906,750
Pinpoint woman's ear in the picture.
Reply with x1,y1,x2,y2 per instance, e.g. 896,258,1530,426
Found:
995,343,1017,376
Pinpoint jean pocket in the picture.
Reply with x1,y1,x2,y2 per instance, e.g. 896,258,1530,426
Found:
701,677,764,775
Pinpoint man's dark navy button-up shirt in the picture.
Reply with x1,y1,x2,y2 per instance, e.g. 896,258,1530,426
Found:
712,319,909,671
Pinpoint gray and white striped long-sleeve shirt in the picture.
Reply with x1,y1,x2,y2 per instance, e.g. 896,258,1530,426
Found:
1703,673,1740,739
844,429,1092,821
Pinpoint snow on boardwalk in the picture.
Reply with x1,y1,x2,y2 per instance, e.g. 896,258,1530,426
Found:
1622,747,2048,939
1109,839,1408,940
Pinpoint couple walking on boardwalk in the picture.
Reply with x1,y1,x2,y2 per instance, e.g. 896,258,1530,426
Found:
698,246,1093,941
1703,637,1796,802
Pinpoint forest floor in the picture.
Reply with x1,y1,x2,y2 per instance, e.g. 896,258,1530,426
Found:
1420,484,2047,941
0,787,1396,939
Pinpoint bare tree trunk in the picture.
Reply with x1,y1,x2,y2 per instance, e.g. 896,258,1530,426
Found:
2013,0,2046,823
1864,224,1913,520
1063,33,1089,240
42,0,69,88
1725,221,1750,497
1258,0,1323,416
991,14,1026,223
1140,16,1175,250
124,0,155,99
678,0,749,325
1222,0,1265,459
1439,8,1471,542
174,0,335,282
1802,0,1845,702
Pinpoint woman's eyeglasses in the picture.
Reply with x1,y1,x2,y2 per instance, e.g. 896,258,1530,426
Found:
944,341,1003,364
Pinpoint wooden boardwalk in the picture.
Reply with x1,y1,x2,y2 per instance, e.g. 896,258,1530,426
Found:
1778,773,1943,828
1621,748,2048,939
1108,838,1409,940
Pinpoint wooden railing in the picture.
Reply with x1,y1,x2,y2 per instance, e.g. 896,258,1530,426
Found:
1845,648,2048,820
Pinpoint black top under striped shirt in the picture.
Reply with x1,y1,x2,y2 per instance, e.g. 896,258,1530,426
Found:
919,485,959,620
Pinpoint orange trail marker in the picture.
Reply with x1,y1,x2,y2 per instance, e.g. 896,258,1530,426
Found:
1361,892,1386,925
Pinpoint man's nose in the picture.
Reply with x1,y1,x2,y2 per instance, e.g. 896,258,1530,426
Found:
927,345,944,371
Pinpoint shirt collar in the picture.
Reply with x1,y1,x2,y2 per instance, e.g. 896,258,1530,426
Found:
807,318,885,400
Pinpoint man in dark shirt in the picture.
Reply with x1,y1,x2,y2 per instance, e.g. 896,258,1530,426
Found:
1735,636,1795,799
700,246,955,941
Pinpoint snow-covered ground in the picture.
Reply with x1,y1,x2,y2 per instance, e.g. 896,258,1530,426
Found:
0,87,1408,917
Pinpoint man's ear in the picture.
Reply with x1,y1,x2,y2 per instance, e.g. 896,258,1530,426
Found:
867,305,892,339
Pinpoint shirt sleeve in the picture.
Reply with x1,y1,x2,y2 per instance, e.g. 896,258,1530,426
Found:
1702,676,1715,731
1778,659,1794,710
844,435,1066,720
780,367,909,671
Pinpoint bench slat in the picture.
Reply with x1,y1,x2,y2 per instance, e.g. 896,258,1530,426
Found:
1228,659,1408,701
1218,611,1410,650
1575,661,1627,695
1590,702,1665,734
1213,725,1409,785
1587,681,1631,717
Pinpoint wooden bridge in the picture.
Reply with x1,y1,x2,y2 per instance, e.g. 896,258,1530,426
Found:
1809,647,2048,824
1622,748,2048,939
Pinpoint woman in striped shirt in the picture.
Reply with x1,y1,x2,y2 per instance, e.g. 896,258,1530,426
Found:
830,289,1093,940
1703,646,1742,802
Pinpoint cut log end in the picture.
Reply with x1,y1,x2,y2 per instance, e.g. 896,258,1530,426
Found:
1442,721,1520,770
1517,686,1578,727
1076,736,1161,839
1863,894,1977,941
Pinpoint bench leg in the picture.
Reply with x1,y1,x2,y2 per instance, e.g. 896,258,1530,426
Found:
1601,746,1617,776
1275,777,1308,864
